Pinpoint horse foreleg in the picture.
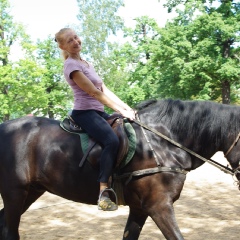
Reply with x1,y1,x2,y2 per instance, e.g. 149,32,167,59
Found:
122,208,148,240
149,199,184,240
144,173,186,240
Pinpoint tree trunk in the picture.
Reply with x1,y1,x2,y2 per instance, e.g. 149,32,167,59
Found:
3,114,10,122
222,80,230,104
48,108,54,119
221,38,232,104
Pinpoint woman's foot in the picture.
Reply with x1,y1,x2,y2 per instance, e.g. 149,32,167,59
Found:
98,198,118,211
98,188,118,211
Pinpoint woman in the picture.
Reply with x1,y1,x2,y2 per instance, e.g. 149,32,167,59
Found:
55,28,135,211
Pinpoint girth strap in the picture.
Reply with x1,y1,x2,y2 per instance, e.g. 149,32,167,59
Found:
114,166,188,185
79,141,97,167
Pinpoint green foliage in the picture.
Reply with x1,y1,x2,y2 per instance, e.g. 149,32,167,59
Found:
100,42,137,109
0,0,72,122
75,0,142,108
123,1,240,103
109,17,162,104
0,59,47,121
1,0,239,123
36,37,72,119
0,0,46,121
76,0,124,67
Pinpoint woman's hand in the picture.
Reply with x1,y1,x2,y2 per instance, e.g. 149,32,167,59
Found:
119,108,136,120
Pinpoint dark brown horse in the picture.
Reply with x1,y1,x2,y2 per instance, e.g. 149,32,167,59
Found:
0,99,240,240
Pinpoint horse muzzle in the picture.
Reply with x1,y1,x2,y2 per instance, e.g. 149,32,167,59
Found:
233,166,240,190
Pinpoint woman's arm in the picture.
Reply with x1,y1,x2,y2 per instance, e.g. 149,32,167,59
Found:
102,83,132,111
71,70,135,120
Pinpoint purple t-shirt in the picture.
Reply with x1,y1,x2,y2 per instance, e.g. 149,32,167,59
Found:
64,57,104,112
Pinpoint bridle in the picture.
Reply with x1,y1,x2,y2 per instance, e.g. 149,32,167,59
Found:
130,115,240,189
224,132,240,185
224,132,240,157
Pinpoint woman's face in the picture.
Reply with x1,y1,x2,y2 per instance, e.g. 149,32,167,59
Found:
60,30,82,54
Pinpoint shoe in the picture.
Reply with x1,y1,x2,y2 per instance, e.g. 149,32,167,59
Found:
97,187,118,211
98,197,118,211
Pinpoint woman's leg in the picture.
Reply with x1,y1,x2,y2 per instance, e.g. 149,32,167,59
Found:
71,110,119,183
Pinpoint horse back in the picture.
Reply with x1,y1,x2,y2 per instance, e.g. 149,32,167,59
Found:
0,117,69,179
0,117,99,203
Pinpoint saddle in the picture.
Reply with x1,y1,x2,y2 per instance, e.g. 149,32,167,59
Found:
60,113,129,169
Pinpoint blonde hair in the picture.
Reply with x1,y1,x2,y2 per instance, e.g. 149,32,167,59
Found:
55,28,88,66
55,28,73,60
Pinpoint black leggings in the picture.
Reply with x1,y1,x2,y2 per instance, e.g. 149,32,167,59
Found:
71,110,119,183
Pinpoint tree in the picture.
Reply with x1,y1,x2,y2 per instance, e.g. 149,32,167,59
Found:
74,0,142,108
108,16,165,104
124,17,162,102
76,0,124,67
159,0,240,103
0,0,72,122
0,0,46,122
36,37,72,119
103,41,147,107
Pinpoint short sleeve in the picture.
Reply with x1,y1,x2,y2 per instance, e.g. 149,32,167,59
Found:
64,59,84,80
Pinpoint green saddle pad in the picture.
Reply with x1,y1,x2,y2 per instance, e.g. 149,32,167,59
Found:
120,121,136,168
60,118,137,169
79,120,136,169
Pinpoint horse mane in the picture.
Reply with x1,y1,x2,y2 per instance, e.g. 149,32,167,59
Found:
137,99,240,148
135,99,157,111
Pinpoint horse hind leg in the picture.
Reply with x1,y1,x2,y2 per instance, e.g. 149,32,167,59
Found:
0,187,45,240
0,209,5,239
0,187,28,240
122,208,148,240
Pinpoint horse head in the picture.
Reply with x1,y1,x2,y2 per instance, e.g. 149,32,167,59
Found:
135,99,240,192
234,169,240,189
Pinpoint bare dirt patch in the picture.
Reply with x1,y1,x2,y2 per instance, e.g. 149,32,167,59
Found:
1,152,239,239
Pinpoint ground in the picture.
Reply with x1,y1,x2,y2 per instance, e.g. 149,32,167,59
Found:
1,152,240,239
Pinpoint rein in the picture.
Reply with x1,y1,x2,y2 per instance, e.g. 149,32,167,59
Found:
132,119,235,176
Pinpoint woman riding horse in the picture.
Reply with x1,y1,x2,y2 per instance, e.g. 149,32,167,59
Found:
55,27,135,211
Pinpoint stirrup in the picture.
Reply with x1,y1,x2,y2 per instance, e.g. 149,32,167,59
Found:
98,188,118,211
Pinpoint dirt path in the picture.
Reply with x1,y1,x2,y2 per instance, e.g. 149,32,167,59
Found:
1,152,240,239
